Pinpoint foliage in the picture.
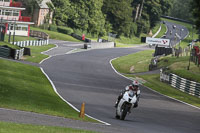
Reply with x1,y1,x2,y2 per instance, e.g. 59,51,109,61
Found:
51,0,71,26
57,26,74,35
49,24,57,32
144,0,162,28
103,0,134,37
19,0,173,39
159,0,172,15
191,0,200,29
170,0,194,22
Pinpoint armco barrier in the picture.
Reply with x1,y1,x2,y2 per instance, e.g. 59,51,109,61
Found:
160,69,200,98
0,46,10,58
84,42,115,49
0,45,24,60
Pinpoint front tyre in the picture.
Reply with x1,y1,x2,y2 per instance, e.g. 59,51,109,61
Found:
120,105,129,120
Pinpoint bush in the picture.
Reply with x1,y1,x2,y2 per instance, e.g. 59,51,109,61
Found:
49,25,57,32
39,24,49,30
57,26,74,35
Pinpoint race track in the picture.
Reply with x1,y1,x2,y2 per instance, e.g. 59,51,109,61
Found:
41,42,200,133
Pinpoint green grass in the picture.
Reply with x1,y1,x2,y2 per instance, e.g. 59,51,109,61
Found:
31,27,81,42
24,44,56,63
131,74,200,107
4,35,36,42
115,35,145,46
0,41,20,49
152,23,161,35
158,56,200,83
155,23,167,38
0,59,97,123
0,121,97,133
112,50,154,73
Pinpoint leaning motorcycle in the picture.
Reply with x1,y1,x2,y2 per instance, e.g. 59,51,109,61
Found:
115,90,137,120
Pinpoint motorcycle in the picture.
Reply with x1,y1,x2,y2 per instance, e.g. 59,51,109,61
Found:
115,90,137,120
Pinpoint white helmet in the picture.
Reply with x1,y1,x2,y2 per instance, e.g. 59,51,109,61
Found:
132,80,139,87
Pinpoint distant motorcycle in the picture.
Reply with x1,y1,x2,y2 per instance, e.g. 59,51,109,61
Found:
115,90,137,120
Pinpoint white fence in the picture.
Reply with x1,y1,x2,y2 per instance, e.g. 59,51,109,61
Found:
12,40,49,47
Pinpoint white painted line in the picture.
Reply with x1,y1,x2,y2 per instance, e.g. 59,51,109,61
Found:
39,44,58,64
152,25,162,38
110,57,200,110
144,85,200,110
39,56,52,64
40,68,111,126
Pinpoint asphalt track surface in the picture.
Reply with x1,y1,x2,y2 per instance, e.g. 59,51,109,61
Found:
163,21,189,46
0,22,200,133
41,41,199,132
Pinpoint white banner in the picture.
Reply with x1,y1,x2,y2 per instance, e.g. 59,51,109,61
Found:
146,37,170,46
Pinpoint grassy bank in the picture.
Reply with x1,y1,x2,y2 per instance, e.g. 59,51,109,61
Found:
31,27,80,42
158,56,200,83
0,121,97,133
0,59,97,123
0,41,20,49
24,44,56,63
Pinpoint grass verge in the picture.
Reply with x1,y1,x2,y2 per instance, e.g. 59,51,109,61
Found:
112,50,154,73
0,59,97,123
23,44,56,63
128,74,200,107
0,121,97,133
0,41,20,49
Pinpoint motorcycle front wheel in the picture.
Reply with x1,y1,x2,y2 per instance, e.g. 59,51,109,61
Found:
120,105,129,120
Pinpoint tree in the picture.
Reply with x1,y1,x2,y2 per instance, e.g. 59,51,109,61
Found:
191,0,200,29
103,0,134,37
170,0,193,21
86,0,105,36
68,0,105,36
51,0,71,26
144,0,162,29
159,0,172,15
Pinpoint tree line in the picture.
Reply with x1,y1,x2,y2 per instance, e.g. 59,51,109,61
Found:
16,0,173,38
51,0,173,38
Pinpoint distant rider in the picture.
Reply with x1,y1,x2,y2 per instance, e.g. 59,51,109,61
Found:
115,80,140,108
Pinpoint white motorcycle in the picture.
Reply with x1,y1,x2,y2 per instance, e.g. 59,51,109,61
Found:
115,90,137,120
